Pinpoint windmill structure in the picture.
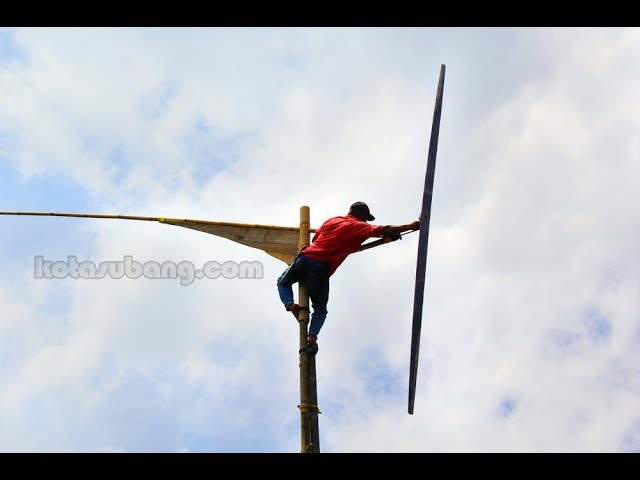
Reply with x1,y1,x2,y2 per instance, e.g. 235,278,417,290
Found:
0,64,446,452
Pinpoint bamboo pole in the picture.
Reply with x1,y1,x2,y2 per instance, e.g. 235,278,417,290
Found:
308,345,320,453
297,206,313,453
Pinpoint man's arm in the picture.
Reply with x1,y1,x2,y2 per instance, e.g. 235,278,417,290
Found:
380,220,420,238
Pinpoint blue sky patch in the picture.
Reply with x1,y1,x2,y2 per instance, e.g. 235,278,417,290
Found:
501,397,517,418
185,119,255,188
0,29,27,64
360,348,402,398
622,421,640,453
139,80,180,121
583,307,612,343
0,156,93,212
547,329,581,350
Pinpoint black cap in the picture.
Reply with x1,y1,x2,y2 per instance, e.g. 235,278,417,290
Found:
350,201,375,221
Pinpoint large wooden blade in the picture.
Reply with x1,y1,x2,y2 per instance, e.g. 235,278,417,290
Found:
409,64,445,415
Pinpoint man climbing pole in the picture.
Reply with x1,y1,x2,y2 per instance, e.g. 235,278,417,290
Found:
277,201,420,349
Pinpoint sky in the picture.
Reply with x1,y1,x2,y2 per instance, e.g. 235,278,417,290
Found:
0,27,639,453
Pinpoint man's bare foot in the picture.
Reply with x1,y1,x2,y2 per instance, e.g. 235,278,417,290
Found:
287,303,300,320
307,334,317,347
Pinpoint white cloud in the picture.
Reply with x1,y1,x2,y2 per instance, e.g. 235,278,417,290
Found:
0,27,639,452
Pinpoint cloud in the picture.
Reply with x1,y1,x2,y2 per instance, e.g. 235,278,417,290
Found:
0,27,639,452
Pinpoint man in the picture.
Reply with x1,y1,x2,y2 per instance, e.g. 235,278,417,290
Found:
277,201,420,349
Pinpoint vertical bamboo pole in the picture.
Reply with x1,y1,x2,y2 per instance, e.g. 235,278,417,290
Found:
308,348,320,452
298,205,313,452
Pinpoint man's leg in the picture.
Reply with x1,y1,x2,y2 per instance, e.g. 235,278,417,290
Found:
307,260,329,346
277,258,304,320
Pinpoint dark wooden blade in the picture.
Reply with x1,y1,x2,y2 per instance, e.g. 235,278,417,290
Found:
409,64,445,415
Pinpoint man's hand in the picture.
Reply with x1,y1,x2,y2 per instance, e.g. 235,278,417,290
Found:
381,219,421,237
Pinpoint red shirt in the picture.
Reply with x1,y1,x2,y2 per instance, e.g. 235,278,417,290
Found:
302,214,383,276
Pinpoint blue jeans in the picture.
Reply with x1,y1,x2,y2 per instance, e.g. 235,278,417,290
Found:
277,255,329,338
